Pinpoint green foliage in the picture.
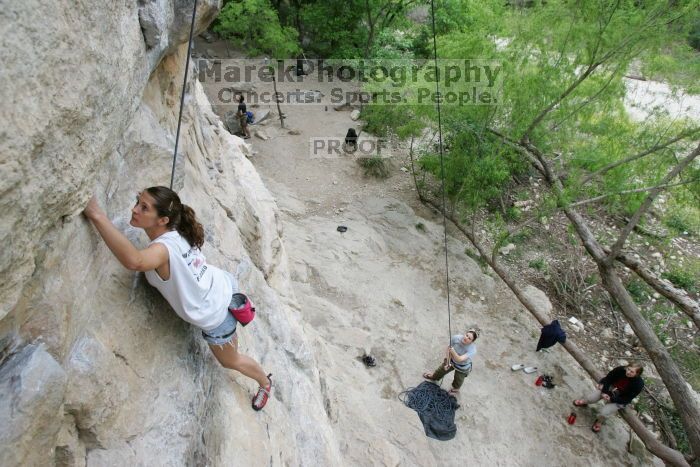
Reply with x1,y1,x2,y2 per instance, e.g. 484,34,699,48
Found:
625,279,649,303
370,29,416,60
299,1,366,58
661,262,700,294
584,274,597,286
639,6,700,94
690,15,700,51
505,206,522,221
286,0,417,58
362,104,423,138
410,0,506,57
493,0,699,145
465,247,488,270
665,212,695,235
665,334,700,453
215,0,300,57
357,155,390,178
663,199,700,237
565,112,698,216
415,222,426,231
416,117,530,209
642,42,700,94
671,335,700,390
360,0,700,219
660,404,692,454
528,258,547,271
510,226,534,244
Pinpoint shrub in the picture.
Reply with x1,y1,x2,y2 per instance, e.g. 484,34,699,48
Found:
661,269,698,294
626,280,649,303
689,17,700,51
357,156,390,178
665,213,691,233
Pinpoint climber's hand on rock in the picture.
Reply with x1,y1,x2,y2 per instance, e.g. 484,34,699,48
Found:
83,195,104,220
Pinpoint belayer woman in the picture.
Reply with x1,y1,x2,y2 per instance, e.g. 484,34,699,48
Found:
423,328,478,396
83,186,272,411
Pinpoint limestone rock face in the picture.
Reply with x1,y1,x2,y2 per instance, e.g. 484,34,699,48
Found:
0,1,340,464
0,0,219,319
0,345,67,466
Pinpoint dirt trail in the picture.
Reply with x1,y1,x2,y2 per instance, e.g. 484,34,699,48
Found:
196,42,657,465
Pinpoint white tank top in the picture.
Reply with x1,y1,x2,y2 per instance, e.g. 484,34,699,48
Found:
144,231,231,331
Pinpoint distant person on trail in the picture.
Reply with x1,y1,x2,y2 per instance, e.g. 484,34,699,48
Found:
83,186,272,411
237,94,251,139
574,363,644,433
423,329,478,396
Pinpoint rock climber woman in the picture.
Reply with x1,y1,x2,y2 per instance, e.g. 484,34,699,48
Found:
83,186,272,410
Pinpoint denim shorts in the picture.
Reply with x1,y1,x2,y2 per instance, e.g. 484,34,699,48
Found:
201,312,237,345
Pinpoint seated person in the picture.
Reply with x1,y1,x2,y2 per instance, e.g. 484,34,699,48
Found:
574,363,644,433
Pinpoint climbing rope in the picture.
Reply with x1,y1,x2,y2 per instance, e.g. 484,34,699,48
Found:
399,382,457,423
398,381,460,440
170,0,199,189
429,0,453,341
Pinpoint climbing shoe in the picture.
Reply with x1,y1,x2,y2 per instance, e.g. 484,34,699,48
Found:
252,374,272,411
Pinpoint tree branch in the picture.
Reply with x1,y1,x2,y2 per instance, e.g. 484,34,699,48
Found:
550,63,625,133
570,177,700,208
520,64,598,142
519,1,622,141
606,143,700,264
487,128,545,174
516,139,700,458
580,127,700,185
520,4,678,143
610,249,700,329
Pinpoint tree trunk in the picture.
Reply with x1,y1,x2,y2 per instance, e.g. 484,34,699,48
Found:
419,134,700,462
364,0,376,58
597,264,700,458
419,196,692,466
517,138,700,459
548,181,700,459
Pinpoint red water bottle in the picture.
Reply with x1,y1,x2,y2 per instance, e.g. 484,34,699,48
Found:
567,412,577,425
535,375,544,386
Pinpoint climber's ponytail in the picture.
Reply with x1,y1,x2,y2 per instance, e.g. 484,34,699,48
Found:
178,204,204,249
145,186,205,249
